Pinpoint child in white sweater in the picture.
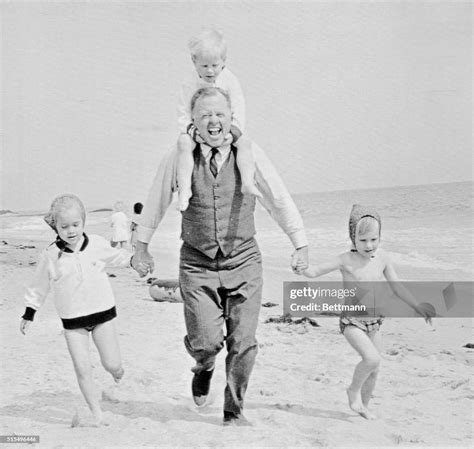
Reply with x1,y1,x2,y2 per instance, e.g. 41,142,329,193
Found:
176,28,261,211
20,194,134,426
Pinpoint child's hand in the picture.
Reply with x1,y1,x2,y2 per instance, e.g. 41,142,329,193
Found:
20,319,31,335
291,247,308,274
293,260,307,275
414,304,433,326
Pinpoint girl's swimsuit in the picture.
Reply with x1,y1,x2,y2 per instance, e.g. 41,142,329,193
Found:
339,315,384,334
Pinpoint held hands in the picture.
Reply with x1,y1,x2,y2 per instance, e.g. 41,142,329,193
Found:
131,249,155,278
291,246,309,275
20,319,31,335
414,304,433,326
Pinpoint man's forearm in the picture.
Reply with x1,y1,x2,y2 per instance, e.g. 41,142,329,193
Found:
135,240,149,253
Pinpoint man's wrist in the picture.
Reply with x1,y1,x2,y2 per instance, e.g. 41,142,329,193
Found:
135,241,149,253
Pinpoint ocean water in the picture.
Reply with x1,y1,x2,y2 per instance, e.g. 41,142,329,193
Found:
1,182,472,280
257,181,473,280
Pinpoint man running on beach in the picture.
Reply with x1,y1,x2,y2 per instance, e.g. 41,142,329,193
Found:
132,86,308,426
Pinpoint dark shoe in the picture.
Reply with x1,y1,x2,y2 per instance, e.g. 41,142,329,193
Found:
192,368,214,406
223,411,252,427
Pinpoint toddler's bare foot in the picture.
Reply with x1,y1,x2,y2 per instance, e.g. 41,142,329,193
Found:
71,408,109,427
241,184,262,198
347,388,376,420
362,408,377,420
113,367,124,384
92,413,110,427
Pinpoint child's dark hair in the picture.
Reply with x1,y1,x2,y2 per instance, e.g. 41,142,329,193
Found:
133,202,143,215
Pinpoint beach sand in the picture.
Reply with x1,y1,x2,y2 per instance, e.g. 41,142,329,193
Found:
0,234,472,448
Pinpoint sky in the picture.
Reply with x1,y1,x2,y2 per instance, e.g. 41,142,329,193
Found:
1,1,472,212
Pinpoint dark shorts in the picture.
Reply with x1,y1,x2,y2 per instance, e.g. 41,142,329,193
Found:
61,306,117,331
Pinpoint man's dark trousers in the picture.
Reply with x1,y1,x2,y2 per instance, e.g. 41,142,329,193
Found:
179,238,263,414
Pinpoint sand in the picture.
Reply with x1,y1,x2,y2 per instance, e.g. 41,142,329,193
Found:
0,237,472,448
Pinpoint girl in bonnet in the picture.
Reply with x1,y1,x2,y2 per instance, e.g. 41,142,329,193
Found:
20,194,133,426
296,204,431,419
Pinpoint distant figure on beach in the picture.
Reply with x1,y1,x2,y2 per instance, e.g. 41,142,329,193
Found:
296,204,432,420
20,194,132,426
132,87,309,426
176,28,260,211
110,201,129,248
130,202,143,252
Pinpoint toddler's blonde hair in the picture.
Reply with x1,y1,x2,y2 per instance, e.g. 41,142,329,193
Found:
188,28,227,61
44,194,86,231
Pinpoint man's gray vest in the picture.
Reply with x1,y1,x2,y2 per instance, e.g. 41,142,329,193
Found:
181,145,256,258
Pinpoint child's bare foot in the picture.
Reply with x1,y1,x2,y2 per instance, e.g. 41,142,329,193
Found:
347,388,376,420
113,367,124,384
241,184,262,198
71,408,109,427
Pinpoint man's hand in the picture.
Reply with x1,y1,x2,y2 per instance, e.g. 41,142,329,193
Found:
132,242,155,277
20,319,31,335
291,246,309,274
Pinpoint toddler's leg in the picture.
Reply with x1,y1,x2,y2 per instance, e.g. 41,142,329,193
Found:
343,326,380,420
177,134,196,211
235,137,262,198
92,319,124,384
64,328,104,426
361,329,382,408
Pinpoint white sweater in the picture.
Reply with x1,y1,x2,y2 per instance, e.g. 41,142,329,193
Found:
24,234,131,320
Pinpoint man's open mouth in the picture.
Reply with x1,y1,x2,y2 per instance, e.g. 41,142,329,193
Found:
208,127,221,136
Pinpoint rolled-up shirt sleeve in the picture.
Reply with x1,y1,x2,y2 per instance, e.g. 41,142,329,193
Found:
137,148,178,244
253,143,308,249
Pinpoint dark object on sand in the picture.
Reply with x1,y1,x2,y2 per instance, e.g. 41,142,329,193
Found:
463,343,474,349
265,314,320,327
107,273,117,278
262,302,278,308
149,279,182,302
